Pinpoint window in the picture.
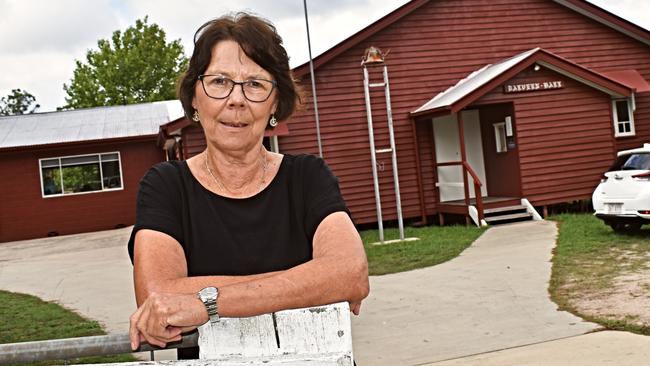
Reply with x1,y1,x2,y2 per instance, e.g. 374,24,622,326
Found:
610,153,650,172
494,122,507,153
613,99,635,137
40,152,123,197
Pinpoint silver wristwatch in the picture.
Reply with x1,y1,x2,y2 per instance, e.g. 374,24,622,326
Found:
197,286,220,323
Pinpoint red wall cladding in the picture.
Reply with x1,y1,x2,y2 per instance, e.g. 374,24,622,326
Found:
0,139,164,242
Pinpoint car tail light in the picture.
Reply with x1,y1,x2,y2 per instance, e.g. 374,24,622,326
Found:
639,210,650,215
600,174,608,183
632,171,650,181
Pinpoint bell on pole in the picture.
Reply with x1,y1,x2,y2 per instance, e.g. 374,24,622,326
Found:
361,45,416,245
361,46,388,65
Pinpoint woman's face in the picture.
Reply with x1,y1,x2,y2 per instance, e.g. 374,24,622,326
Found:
192,40,277,154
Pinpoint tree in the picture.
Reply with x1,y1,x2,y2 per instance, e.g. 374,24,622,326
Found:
62,17,188,109
0,89,40,116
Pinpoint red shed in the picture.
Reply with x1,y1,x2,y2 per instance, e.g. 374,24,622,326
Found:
0,101,183,242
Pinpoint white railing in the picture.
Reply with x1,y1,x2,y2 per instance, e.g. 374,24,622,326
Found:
0,302,352,366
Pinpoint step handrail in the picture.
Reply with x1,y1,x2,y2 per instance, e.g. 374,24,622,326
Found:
435,161,484,222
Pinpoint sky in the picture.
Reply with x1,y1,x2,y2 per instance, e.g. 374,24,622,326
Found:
0,0,649,113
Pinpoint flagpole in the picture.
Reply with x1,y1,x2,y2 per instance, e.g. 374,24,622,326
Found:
303,0,323,158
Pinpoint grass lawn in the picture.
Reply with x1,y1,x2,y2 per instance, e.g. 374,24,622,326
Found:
549,213,650,335
360,224,487,275
0,290,136,365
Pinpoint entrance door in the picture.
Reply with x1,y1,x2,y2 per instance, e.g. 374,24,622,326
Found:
432,110,488,202
479,103,522,197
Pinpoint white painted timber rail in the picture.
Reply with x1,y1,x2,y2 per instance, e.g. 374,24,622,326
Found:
78,302,353,366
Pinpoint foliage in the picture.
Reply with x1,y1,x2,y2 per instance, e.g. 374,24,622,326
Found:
549,213,650,335
360,224,486,275
0,290,136,365
0,89,40,115
62,16,188,109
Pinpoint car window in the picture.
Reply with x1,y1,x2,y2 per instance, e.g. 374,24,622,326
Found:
611,153,650,171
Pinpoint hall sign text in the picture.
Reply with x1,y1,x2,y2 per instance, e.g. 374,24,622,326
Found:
503,80,563,93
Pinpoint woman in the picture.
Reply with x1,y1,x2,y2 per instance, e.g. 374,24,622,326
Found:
127,13,369,357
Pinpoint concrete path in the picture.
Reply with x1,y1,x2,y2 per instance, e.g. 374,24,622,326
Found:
427,331,650,366
0,220,647,365
0,227,135,334
351,220,598,365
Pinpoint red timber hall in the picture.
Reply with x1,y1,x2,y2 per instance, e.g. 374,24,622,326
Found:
281,0,650,227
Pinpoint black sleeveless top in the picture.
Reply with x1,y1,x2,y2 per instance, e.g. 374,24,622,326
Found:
127,154,348,275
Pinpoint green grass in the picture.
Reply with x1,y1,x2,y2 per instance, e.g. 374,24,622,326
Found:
0,290,136,365
360,224,487,275
549,213,650,334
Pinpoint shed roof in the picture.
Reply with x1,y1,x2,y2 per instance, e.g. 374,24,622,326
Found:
0,100,184,150
601,69,650,93
412,48,539,115
410,48,636,117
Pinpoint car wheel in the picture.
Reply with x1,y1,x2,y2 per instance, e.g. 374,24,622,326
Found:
610,221,642,233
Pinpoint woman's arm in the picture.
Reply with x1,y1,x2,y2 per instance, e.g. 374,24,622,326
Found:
130,211,369,348
132,229,282,306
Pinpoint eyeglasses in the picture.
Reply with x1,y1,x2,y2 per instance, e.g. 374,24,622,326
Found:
198,75,277,102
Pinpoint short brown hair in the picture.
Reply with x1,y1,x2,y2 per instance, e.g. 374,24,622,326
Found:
178,13,298,124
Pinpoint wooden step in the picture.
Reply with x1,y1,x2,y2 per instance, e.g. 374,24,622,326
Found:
484,205,527,215
484,212,533,223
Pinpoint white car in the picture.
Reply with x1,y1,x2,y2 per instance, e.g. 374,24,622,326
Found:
593,143,650,232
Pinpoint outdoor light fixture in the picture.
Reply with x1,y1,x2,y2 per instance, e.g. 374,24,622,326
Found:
534,64,541,71
361,46,388,65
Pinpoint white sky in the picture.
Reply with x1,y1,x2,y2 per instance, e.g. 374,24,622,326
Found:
0,0,648,112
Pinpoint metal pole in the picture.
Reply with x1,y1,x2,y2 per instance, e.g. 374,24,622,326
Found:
303,0,323,158
363,65,384,242
0,332,198,365
382,65,405,240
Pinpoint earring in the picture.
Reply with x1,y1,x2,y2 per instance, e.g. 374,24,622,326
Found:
269,114,278,127
192,110,200,122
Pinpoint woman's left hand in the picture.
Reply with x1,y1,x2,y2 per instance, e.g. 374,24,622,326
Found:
129,292,208,350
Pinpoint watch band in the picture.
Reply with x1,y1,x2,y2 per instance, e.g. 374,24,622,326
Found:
198,287,220,323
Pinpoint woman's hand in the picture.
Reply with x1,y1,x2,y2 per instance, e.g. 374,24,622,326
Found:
350,300,362,315
129,292,208,350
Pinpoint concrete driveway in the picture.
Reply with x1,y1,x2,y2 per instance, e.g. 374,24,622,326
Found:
2,220,649,365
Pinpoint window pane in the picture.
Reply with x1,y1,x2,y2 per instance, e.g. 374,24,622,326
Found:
101,160,122,189
41,159,60,168
494,124,507,153
61,163,101,193
61,155,99,166
622,154,650,170
616,100,630,122
101,153,119,161
42,167,62,195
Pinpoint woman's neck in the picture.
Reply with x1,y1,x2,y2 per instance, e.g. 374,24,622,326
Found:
204,146,268,195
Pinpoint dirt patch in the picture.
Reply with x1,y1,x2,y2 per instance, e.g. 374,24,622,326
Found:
567,251,650,327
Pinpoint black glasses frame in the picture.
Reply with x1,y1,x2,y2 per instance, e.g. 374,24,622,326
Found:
198,75,277,103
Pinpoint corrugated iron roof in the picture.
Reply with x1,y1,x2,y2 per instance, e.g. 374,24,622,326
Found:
412,48,539,114
411,47,634,116
0,100,184,149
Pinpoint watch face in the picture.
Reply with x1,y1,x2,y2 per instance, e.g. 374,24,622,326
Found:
200,287,217,300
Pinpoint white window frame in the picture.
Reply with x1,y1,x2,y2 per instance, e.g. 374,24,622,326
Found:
39,151,124,198
612,98,635,137
494,122,507,153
